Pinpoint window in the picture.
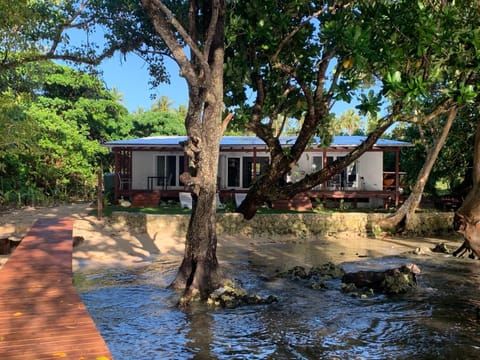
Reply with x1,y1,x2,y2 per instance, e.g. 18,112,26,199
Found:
156,155,182,187
227,156,270,188
312,156,322,172
326,155,358,189
242,157,269,188
227,158,240,187
178,156,185,186
345,161,358,188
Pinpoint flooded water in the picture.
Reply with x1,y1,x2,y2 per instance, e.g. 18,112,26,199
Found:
77,243,480,359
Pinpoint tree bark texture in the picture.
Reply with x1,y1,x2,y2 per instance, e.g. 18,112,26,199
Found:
379,106,457,232
454,119,480,258
141,0,226,302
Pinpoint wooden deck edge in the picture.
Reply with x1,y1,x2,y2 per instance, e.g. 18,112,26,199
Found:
0,218,113,359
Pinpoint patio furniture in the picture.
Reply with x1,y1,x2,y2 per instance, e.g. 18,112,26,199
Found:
235,193,247,208
148,173,173,190
117,173,131,191
179,192,193,209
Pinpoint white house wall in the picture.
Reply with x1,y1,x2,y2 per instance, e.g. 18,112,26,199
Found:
131,149,384,194
357,152,383,191
132,150,186,190
292,151,382,189
132,151,154,189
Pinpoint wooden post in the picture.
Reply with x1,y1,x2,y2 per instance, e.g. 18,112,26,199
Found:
97,169,103,220
395,148,400,207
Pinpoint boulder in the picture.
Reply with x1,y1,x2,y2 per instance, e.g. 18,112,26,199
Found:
207,281,278,308
342,263,420,295
278,263,345,289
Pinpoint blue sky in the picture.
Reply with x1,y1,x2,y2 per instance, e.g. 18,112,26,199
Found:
69,25,362,118
99,52,359,117
99,53,188,112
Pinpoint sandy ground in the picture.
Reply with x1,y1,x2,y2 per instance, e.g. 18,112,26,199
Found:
0,203,186,271
0,203,465,275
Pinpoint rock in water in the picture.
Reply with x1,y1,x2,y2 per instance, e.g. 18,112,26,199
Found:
207,281,278,308
342,263,420,295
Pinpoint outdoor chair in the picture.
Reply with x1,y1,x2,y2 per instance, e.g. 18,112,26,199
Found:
179,192,193,209
157,173,173,190
235,193,247,208
117,173,131,191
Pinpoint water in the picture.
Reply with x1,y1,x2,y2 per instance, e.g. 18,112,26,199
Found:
78,251,480,359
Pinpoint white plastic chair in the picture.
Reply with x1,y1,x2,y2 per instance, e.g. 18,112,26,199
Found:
235,193,247,208
179,192,193,209
117,173,131,191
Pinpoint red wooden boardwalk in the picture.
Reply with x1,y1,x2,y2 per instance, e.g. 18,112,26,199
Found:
0,218,112,359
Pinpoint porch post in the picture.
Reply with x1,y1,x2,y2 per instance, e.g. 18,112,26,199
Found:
395,148,400,207
322,149,327,189
253,147,257,181
113,148,120,202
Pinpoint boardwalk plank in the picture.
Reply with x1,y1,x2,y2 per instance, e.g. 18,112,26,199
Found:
0,218,112,360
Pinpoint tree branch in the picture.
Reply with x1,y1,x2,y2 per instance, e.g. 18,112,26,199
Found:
221,112,234,135
271,1,352,62
141,0,209,85
203,0,221,59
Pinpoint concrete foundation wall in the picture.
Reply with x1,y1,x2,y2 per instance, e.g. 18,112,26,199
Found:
111,212,456,239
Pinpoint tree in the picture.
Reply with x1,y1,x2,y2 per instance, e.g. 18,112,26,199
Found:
124,0,228,303
128,109,186,137
380,105,458,231
151,95,174,112
332,109,363,136
430,104,478,198
454,119,480,258
0,1,126,73
128,95,186,137
0,61,129,202
224,1,387,219
0,0,140,161
376,0,480,231
225,1,459,220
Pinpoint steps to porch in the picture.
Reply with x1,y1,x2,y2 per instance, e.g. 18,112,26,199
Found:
130,190,162,207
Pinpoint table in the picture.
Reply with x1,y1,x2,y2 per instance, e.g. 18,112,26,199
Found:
147,176,168,190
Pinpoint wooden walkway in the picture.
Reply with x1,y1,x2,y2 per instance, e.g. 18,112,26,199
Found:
0,218,112,359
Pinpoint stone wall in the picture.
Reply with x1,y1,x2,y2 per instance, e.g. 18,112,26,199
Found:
110,211,455,239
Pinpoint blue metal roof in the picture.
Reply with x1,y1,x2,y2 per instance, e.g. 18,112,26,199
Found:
104,135,411,148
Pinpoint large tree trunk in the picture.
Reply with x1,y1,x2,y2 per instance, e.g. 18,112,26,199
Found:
141,0,226,303
171,2,226,304
379,106,458,232
171,81,225,303
454,119,480,258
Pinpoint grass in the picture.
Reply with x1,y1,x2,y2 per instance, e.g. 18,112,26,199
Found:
92,200,396,218
94,203,192,217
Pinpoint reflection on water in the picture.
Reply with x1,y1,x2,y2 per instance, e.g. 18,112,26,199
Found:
78,252,480,360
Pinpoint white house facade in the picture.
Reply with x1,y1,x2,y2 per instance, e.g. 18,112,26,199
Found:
104,135,411,208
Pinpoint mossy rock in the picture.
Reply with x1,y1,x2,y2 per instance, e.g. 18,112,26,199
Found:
207,281,278,308
342,263,420,296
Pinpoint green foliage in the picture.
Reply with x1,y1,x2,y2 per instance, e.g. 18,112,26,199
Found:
128,109,186,137
0,62,129,207
388,102,479,198
331,109,363,136
89,0,173,87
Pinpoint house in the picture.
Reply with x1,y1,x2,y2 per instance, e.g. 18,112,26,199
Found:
103,135,411,208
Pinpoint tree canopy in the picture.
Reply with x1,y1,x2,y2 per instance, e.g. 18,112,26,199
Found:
0,61,129,205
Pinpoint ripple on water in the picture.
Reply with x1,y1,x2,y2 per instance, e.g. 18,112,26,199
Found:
80,253,480,359
81,286,194,360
